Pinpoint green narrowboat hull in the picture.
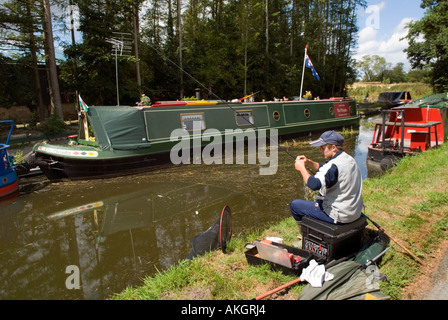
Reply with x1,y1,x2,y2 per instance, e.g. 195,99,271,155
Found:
32,98,360,181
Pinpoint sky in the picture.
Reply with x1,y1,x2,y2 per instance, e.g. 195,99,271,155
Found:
354,0,426,71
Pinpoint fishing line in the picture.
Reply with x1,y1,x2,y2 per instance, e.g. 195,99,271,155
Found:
147,43,297,160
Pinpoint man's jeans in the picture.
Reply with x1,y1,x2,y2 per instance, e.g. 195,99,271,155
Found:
289,199,339,224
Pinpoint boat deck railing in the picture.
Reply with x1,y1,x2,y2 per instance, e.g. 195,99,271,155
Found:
370,118,441,128
0,144,10,151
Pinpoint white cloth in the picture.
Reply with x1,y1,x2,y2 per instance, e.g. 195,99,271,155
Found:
300,259,334,287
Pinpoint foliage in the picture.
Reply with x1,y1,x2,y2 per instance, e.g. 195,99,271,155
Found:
42,112,66,136
356,55,390,82
1,0,368,110
354,54,424,84
0,0,64,119
405,0,448,92
348,82,433,103
0,55,37,107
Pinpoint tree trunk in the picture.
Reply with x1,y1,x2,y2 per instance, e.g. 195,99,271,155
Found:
133,2,141,91
41,0,63,118
26,1,45,122
178,0,184,99
265,0,269,55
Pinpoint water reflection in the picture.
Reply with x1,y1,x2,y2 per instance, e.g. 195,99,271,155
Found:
0,166,297,299
0,120,377,300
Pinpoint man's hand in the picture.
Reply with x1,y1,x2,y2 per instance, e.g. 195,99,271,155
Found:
295,156,307,171
295,155,311,184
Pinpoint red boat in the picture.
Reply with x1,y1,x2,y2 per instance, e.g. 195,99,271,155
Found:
367,94,447,171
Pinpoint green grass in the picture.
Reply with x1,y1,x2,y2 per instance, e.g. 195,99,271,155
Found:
348,82,433,102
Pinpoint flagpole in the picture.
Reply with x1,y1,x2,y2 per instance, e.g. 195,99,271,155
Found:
299,45,308,101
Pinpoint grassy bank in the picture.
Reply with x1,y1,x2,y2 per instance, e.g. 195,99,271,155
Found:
111,144,448,300
348,82,433,102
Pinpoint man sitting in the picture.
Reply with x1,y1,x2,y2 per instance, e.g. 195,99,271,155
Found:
290,130,363,226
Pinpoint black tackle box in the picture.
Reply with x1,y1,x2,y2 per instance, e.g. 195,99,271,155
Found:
301,215,368,263
244,241,319,276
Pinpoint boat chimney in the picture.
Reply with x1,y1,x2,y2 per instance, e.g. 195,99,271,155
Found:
195,88,201,100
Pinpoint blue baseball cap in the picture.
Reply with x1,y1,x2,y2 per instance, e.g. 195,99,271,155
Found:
310,130,344,147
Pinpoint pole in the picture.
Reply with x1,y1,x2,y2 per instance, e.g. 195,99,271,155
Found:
253,277,302,300
299,45,307,101
365,215,424,265
115,47,120,106
252,254,355,300
106,38,123,106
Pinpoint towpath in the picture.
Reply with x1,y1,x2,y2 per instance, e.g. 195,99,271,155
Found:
403,240,448,300
423,245,448,299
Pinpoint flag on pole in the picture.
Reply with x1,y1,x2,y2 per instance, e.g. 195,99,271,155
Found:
299,45,319,100
79,95,89,112
305,54,320,81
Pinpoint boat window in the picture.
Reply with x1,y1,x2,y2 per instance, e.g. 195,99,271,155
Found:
304,108,310,118
235,110,254,126
273,111,280,121
329,106,334,116
181,113,206,131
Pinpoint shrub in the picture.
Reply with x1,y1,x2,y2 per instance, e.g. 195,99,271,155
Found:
42,113,66,136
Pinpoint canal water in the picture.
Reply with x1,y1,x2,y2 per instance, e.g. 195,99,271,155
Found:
0,117,377,300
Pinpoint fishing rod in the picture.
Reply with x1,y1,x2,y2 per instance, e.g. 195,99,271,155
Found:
147,43,297,161
253,253,356,300
363,213,424,265
237,91,260,102
253,246,391,300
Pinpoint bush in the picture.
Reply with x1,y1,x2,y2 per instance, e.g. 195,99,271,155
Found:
42,113,66,136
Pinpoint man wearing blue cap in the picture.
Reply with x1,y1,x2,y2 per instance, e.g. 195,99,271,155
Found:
290,130,363,225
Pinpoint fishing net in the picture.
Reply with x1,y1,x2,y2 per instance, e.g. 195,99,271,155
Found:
186,205,232,260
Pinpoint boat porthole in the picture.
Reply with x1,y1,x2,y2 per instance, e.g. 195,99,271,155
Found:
2,177,7,184
273,111,280,121
304,108,310,118
329,106,334,116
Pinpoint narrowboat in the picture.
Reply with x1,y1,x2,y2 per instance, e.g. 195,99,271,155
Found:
358,91,412,116
0,121,19,198
30,96,360,181
367,93,447,170
377,91,412,108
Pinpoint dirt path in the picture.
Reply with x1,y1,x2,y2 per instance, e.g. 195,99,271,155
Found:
402,239,448,300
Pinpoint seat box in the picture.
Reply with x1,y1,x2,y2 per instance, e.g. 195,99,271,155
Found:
244,241,316,276
301,215,368,263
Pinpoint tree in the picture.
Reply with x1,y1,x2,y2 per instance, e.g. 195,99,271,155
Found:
60,0,140,105
382,62,406,84
356,55,391,82
0,0,46,119
2,0,370,110
41,0,63,117
405,0,448,92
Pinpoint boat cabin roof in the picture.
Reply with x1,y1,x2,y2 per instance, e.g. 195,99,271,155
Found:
370,118,441,128
87,105,149,151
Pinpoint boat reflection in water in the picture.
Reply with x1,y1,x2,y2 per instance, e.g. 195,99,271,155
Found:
0,180,242,299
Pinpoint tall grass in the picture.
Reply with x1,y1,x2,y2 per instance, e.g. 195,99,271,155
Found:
348,82,433,102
